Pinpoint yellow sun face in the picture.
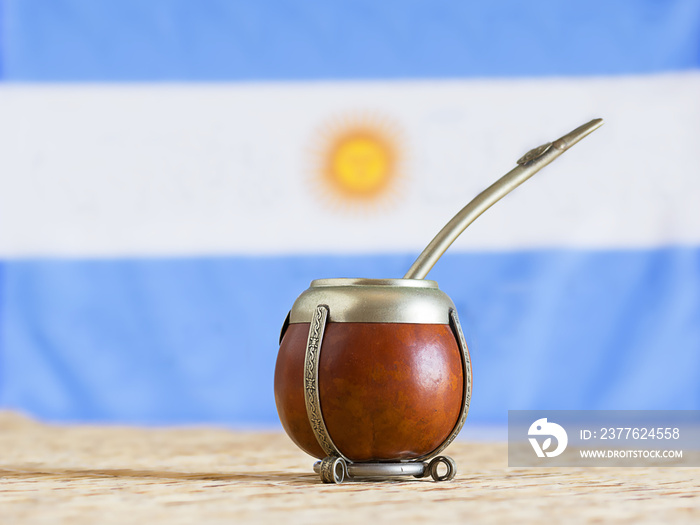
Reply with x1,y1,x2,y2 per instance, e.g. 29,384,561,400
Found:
312,115,404,209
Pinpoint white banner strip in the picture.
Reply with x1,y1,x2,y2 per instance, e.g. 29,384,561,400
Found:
0,72,698,256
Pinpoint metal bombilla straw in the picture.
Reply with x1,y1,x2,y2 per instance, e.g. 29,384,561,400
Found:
404,118,604,280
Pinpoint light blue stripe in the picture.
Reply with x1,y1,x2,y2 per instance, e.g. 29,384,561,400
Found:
0,0,5,79
2,0,700,82
1,248,698,426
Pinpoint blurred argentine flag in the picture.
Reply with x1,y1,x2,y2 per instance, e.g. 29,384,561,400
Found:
0,0,698,426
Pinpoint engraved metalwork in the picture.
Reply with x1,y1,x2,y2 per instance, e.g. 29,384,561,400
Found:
319,456,347,484
403,118,604,279
303,304,345,459
517,142,552,165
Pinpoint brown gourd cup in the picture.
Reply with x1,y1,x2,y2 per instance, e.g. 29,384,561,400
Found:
274,119,604,483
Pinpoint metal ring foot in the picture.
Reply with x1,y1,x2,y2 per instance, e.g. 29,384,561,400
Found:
319,456,347,484
428,456,457,482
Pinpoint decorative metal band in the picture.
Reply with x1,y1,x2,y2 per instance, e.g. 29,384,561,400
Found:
517,141,553,165
416,308,472,461
303,305,344,459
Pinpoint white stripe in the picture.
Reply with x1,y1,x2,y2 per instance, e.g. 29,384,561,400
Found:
0,72,698,257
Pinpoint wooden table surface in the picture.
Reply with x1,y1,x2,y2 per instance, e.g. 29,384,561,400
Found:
1,411,698,524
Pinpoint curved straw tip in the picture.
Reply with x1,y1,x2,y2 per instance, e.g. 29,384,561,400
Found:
403,117,605,279
555,118,605,150
587,117,605,132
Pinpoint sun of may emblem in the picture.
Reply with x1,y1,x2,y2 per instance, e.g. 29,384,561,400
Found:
311,114,405,210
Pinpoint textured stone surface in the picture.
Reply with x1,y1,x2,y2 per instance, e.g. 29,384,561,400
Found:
0,411,698,524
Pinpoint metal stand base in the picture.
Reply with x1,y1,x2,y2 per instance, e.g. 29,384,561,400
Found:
313,455,457,484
